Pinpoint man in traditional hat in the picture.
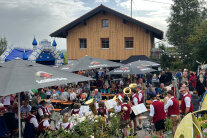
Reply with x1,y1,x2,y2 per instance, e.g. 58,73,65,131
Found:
115,95,131,137
149,94,166,137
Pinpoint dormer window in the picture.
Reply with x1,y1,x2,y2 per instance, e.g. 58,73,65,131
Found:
102,19,109,28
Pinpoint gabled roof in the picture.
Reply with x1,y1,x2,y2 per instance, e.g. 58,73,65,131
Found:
50,5,163,39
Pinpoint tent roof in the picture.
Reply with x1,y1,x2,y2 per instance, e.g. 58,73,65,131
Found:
121,55,159,64
5,48,33,62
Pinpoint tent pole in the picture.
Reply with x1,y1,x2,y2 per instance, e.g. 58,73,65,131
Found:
18,93,21,138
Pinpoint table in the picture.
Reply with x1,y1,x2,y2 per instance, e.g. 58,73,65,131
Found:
102,94,115,98
52,109,62,112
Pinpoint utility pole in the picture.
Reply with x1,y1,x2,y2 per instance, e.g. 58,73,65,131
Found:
131,0,132,17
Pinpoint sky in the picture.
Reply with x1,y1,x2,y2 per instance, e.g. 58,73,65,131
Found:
0,0,173,50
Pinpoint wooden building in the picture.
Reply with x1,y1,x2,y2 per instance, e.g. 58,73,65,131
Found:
50,5,163,61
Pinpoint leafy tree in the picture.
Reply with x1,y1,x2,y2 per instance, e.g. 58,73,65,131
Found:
189,20,207,67
0,37,7,56
166,0,205,60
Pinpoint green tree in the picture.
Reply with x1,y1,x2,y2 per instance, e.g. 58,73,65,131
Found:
166,0,205,65
0,37,7,56
189,20,207,68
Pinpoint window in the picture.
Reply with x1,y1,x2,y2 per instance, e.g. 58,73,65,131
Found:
125,37,134,48
80,38,87,48
101,38,109,48
102,19,109,28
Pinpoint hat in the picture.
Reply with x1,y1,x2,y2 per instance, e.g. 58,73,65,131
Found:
123,96,129,102
95,89,98,91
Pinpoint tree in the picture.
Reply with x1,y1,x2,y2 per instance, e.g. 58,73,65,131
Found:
0,37,7,56
189,20,207,67
166,0,205,58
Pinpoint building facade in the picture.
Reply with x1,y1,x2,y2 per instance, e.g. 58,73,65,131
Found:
50,5,163,61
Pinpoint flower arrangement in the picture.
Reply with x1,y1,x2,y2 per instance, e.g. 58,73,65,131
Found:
39,112,123,138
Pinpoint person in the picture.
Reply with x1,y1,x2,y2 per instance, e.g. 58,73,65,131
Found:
164,90,180,136
159,71,166,84
38,100,51,120
165,68,172,85
115,96,131,137
97,101,108,117
191,91,200,111
180,86,193,115
189,73,196,89
45,88,52,99
39,89,46,99
137,86,144,130
129,88,138,136
0,105,8,137
51,89,59,100
71,103,82,117
69,89,77,102
176,69,182,84
182,69,188,83
94,89,102,100
38,115,55,134
4,106,18,136
156,83,166,98
57,113,73,130
23,107,39,138
137,78,146,93
88,91,96,100
146,73,153,88
196,74,206,97
2,95,11,107
21,100,32,115
31,93,40,108
146,84,156,100
101,85,110,94
80,93,87,104
149,94,166,137
46,101,54,112
60,88,70,101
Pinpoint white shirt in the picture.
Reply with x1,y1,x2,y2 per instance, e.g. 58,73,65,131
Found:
115,105,121,113
149,100,157,117
71,109,83,117
3,96,11,105
70,92,76,100
164,97,177,116
183,93,191,107
43,120,50,127
30,114,39,128
138,90,143,102
38,106,50,116
57,122,73,130
132,94,138,106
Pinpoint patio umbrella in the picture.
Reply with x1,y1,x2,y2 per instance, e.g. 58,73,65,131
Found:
62,55,122,72
107,64,156,75
127,60,160,67
0,59,93,137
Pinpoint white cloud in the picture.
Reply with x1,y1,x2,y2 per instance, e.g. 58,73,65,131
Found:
115,0,173,37
95,0,110,2
0,0,91,50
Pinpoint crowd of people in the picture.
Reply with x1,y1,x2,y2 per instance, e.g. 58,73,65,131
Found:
0,67,206,137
